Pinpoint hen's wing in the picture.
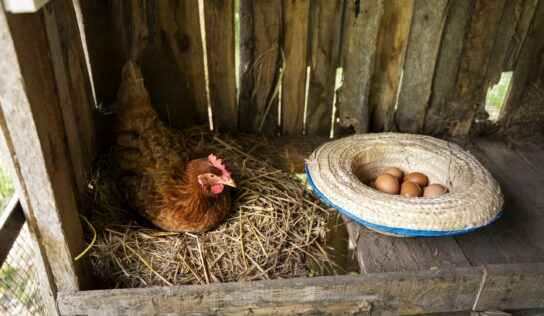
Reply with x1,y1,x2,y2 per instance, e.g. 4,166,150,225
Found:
114,61,186,219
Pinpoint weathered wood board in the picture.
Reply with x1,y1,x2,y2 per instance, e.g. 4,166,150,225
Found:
0,7,92,293
369,0,414,132
336,0,383,134
203,0,237,132
395,0,449,134
0,195,25,266
306,0,344,136
238,0,282,134
281,0,310,135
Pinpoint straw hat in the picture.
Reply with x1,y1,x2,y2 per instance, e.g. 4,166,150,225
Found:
305,133,503,237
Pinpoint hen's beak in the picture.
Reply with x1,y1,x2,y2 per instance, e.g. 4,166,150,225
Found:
221,178,237,188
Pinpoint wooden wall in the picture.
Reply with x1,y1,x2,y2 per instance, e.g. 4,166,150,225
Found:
76,0,543,137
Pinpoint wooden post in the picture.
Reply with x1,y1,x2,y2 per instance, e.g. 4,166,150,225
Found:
336,0,383,134
203,0,237,132
238,0,282,135
0,3,92,297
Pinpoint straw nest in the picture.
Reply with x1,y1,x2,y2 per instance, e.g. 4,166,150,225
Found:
83,128,335,288
306,133,503,236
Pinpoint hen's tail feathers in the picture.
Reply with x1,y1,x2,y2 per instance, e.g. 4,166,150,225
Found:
117,61,158,121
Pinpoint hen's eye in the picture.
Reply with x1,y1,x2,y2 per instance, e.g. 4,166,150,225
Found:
209,174,215,178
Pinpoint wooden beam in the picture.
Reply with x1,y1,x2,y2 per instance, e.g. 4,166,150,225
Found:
336,0,383,134
0,6,91,292
0,195,25,266
306,0,344,136
281,0,311,135
203,0,237,132
42,0,97,199
395,0,449,134
238,0,282,134
369,0,415,132
58,266,487,315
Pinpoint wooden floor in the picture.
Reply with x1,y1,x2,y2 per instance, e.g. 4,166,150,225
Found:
343,137,544,273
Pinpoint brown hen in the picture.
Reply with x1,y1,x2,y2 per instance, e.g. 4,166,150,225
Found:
114,61,236,233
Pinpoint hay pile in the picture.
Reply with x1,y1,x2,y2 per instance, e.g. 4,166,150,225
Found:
83,128,335,288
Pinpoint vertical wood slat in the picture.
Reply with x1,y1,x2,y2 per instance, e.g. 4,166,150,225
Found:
395,0,449,134
424,0,476,135
238,0,282,134
500,0,544,130
369,0,415,132
0,8,91,292
203,0,237,132
78,0,208,129
503,0,539,71
448,0,505,136
336,0,383,134
43,0,97,198
306,0,344,136
281,0,310,135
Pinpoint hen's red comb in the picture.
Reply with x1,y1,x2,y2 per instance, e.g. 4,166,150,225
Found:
208,154,232,178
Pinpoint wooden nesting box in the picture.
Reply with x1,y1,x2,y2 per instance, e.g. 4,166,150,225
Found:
0,0,543,315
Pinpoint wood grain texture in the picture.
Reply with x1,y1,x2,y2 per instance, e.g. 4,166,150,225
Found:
336,0,383,133
0,8,91,292
238,0,281,134
79,0,209,129
474,263,544,311
503,0,539,71
306,0,344,136
500,0,544,132
436,0,505,137
395,0,449,134
369,0,415,132
43,0,97,199
343,216,470,274
0,195,25,266
58,267,484,315
204,0,237,132
281,0,310,135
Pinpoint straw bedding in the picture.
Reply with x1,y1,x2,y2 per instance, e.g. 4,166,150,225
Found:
83,128,335,288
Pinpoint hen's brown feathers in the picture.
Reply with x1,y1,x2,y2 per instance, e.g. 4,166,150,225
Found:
115,61,232,232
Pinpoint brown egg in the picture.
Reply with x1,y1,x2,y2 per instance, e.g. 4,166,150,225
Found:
403,172,428,187
383,167,403,181
423,184,448,198
400,181,422,197
375,173,400,194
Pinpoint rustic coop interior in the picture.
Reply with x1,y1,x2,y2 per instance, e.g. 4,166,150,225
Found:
0,0,543,315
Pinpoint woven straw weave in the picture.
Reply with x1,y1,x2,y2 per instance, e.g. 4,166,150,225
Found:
306,133,503,234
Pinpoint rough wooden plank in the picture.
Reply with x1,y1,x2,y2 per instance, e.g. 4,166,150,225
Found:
306,0,344,136
0,195,25,266
281,0,310,135
204,0,237,132
369,0,415,132
500,0,544,132
238,0,281,134
503,0,539,71
427,0,505,136
343,216,470,274
395,0,449,134
0,8,91,292
0,111,59,315
58,267,483,315
424,0,475,135
336,0,383,134
474,263,544,311
484,0,523,86
43,0,97,199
